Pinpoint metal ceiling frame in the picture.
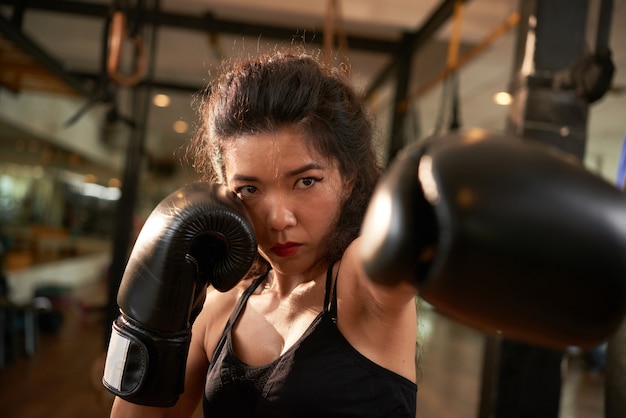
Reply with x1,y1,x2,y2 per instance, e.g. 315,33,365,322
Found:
0,0,399,52
0,0,470,164
0,0,467,96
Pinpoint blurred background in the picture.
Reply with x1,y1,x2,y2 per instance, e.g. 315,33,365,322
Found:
0,0,624,417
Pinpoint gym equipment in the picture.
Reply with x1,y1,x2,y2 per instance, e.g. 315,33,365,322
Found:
102,182,257,406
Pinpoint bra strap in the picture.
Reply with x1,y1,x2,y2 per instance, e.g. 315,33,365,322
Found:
323,264,339,322
228,274,265,327
210,273,266,364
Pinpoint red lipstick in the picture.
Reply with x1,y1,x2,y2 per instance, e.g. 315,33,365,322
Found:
271,242,302,257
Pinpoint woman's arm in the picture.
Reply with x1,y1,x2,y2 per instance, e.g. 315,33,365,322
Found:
109,282,246,418
334,237,419,382
341,236,418,309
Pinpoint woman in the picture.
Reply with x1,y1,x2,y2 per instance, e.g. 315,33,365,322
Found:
111,50,419,417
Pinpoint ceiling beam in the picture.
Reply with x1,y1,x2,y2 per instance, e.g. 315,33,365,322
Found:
0,0,469,99
0,0,401,54
69,70,202,94
0,13,91,96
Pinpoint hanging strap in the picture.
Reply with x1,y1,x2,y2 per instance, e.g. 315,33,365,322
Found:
107,7,146,86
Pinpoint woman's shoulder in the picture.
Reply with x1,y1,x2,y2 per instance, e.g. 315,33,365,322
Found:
192,275,261,357
337,237,363,284
338,236,417,309
200,270,266,320
203,275,259,317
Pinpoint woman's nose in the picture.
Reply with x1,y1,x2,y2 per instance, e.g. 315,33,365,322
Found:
266,196,297,231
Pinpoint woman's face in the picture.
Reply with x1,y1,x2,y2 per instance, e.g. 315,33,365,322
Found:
222,127,351,278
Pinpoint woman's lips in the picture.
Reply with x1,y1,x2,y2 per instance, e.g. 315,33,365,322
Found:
271,242,302,257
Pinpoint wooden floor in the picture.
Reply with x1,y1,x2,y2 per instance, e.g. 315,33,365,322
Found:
0,304,114,418
0,299,605,418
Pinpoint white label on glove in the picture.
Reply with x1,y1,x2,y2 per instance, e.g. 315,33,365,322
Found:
103,328,131,391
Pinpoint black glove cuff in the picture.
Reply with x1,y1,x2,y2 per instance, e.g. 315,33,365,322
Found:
102,316,191,407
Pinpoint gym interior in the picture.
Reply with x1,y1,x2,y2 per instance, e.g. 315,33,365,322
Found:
1,1,625,417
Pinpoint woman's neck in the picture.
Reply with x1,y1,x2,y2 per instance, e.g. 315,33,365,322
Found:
264,262,328,298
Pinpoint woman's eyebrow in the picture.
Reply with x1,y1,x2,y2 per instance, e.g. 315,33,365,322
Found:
232,174,259,182
231,163,323,183
286,163,323,177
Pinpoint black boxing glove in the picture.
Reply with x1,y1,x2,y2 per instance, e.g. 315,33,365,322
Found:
102,182,257,406
360,129,626,349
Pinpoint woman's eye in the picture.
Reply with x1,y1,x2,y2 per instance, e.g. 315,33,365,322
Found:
295,177,321,189
235,185,257,198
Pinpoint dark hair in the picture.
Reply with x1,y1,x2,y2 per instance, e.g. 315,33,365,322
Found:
189,49,381,263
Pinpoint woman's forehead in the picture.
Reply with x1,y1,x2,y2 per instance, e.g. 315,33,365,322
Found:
223,129,335,171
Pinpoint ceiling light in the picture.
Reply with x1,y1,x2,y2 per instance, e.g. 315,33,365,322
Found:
493,91,512,106
153,94,171,107
173,120,189,134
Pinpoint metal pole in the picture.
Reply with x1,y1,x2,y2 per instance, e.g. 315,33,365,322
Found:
104,0,159,348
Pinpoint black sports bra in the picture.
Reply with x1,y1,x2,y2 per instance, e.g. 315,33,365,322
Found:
203,266,417,417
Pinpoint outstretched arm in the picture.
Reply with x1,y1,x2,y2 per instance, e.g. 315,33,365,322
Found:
359,129,626,349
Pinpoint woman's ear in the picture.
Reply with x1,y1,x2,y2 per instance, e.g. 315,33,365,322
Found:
342,175,356,201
